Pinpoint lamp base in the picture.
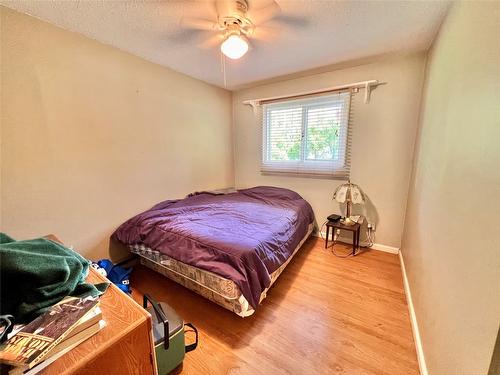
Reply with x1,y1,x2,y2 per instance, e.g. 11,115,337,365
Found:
342,217,357,226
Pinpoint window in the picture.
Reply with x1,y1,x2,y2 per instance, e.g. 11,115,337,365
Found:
261,92,351,178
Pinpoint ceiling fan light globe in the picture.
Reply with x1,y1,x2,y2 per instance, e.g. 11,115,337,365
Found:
221,34,249,59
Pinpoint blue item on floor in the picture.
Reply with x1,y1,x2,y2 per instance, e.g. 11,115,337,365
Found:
91,259,132,294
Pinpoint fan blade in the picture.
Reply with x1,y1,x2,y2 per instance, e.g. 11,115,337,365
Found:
248,1,281,26
214,0,228,19
246,38,254,51
199,33,225,49
168,29,204,44
273,14,309,28
181,17,218,31
250,25,280,41
208,0,221,19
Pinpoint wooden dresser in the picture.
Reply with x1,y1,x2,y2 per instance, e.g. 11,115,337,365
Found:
41,236,157,375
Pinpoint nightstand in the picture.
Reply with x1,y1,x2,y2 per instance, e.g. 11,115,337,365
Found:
325,221,361,256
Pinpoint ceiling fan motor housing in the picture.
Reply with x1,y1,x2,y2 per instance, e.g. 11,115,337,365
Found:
218,0,254,37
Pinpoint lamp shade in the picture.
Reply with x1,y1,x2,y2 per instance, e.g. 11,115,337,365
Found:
333,182,365,204
333,181,365,226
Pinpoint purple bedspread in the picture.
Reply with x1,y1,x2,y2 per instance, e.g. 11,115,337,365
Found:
112,186,314,309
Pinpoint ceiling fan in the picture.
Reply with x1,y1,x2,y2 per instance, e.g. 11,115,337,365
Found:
179,0,290,60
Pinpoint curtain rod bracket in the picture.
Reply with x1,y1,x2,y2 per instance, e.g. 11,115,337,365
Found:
364,82,371,104
246,100,259,114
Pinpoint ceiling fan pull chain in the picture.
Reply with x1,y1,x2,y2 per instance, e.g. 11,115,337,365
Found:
220,51,227,88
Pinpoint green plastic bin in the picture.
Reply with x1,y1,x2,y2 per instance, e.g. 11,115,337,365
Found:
143,294,198,375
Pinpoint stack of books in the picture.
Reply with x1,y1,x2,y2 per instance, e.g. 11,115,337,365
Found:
0,297,105,374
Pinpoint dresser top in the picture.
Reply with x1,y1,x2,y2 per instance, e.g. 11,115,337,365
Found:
41,235,152,374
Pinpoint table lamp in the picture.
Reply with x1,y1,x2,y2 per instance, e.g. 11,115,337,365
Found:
333,180,365,226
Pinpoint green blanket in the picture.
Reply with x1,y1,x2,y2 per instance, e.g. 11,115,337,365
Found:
0,233,108,323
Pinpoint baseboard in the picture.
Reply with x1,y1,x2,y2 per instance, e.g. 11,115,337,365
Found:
371,243,399,254
399,251,427,375
315,231,399,254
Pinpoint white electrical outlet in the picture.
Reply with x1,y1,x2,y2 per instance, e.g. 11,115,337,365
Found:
367,223,376,231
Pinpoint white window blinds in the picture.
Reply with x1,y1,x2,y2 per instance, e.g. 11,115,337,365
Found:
261,92,352,179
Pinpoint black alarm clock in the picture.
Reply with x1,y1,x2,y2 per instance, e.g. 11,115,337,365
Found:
327,214,341,222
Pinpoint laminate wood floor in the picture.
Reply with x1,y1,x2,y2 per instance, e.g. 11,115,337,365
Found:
130,237,419,375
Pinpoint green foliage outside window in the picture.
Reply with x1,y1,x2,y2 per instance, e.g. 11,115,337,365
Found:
306,120,340,160
270,119,340,161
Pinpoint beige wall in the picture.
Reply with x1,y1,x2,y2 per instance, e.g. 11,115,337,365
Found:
233,54,426,248
401,2,500,374
0,7,234,259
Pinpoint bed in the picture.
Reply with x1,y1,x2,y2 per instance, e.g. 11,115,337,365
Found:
112,186,315,317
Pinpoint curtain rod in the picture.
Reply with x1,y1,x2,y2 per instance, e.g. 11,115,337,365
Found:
243,80,384,108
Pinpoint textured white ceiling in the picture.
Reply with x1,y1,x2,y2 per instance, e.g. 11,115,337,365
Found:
1,0,450,90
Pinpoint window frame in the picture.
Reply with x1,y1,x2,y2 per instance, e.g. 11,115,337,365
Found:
261,92,351,178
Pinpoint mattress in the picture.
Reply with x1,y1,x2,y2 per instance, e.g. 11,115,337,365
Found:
113,186,315,309
130,223,313,317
